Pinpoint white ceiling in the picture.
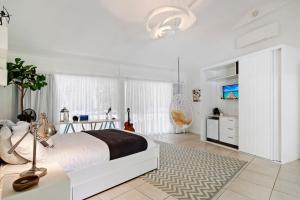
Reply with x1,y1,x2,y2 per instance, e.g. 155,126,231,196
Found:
4,0,291,68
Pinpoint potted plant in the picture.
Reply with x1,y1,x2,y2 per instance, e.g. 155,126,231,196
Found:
7,58,47,120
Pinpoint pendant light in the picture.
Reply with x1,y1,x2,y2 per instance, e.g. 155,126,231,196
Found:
145,1,197,39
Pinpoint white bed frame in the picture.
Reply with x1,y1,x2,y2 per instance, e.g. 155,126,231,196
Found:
68,145,160,200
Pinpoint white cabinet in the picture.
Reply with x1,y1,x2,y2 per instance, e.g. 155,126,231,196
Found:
206,117,219,140
219,116,238,146
239,46,300,163
239,50,278,160
1,163,70,200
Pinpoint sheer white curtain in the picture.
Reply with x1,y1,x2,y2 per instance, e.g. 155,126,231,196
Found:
54,74,120,124
23,74,55,122
125,79,174,135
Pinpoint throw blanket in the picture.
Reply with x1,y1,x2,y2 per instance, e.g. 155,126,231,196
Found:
83,129,148,160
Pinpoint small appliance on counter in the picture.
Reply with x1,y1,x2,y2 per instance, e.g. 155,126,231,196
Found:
213,107,220,116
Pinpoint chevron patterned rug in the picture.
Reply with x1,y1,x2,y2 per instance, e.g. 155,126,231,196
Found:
141,142,247,200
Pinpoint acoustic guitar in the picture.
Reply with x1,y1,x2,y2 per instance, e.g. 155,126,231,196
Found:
124,108,135,132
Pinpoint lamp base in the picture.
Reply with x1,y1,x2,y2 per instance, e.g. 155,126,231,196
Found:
20,167,47,178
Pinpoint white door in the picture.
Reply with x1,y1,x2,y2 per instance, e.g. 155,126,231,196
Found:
239,50,279,160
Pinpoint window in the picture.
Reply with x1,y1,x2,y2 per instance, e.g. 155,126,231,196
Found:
54,74,120,123
54,74,174,134
125,79,173,134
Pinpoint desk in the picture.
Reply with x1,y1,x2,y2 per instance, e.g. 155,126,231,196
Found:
60,119,120,133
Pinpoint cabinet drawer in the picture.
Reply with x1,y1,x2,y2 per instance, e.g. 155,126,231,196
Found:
221,135,238,145
222,127,237,136
220,117,238,128
220,126,238,145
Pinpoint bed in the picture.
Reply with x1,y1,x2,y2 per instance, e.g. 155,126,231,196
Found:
9,129,160,200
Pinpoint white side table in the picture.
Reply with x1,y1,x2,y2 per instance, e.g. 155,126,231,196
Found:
1,163,70,200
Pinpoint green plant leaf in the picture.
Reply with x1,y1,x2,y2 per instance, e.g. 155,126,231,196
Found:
7,58,47,96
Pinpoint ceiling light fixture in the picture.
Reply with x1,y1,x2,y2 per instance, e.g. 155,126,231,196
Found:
145,6,196,39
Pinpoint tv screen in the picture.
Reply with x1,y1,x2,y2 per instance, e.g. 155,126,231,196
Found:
223,84,239,99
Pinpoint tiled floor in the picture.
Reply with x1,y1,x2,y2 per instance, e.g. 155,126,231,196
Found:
87,133,300,200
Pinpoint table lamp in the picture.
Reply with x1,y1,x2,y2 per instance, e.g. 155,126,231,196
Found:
8,120,57,177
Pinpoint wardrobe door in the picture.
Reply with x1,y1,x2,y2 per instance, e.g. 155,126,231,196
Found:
239,50,279,160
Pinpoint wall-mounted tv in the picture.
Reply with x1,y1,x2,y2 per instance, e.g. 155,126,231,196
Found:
222,84,239,99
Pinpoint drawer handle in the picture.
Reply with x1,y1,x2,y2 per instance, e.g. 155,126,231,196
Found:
228,120,233,121
227,128,233,131
228,136,234,139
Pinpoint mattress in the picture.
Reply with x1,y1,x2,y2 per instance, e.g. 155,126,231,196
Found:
44,131,157,172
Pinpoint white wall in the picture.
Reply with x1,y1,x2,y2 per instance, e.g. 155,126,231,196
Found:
0,51,188,121
280,46,300,163
0,85,17,121
193,1,300,69
7,51,181,82
187,1,300,139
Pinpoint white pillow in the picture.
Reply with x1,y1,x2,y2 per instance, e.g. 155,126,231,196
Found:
12,121,30,133
0,120,16,129
11,124,47,162
0,126,27,164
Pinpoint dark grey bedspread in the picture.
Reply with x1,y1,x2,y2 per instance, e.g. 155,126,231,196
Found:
83,129,148,160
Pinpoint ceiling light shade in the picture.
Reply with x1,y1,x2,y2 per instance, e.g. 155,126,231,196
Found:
145,6,196,39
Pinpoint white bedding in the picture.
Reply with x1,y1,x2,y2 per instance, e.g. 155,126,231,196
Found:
44,131,157,172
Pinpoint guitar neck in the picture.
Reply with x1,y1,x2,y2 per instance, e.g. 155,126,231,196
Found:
127,111,130,123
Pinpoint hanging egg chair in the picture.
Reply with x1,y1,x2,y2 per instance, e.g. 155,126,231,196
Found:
170,57,193,130
170,94,193,129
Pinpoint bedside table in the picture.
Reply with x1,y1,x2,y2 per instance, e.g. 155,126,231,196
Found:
1,163,70,200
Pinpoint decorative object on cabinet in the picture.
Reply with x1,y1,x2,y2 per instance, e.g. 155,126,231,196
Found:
7,58,47,116
60,107,69,122
72,115,79,122
124,108,135,132
105,107,112,119
79,115,88,121
192,89,201,102
8,122,52,177
17,108,37,123
37,113,56,148
12,175,39,191
0,6,11,25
